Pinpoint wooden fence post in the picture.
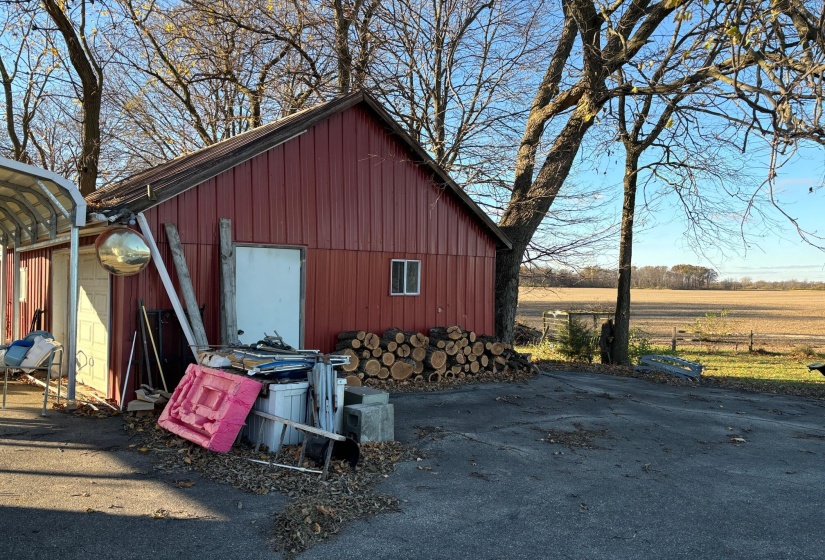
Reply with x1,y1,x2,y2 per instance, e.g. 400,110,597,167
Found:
671,327,677,352
749,330,753,352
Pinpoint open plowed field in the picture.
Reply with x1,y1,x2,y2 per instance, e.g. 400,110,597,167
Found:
518,287,825,347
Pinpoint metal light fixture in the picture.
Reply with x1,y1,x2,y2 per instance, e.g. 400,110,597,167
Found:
94,226,152,276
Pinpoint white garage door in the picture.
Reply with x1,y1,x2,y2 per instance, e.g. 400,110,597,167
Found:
75,253,110,393
235,246,303,347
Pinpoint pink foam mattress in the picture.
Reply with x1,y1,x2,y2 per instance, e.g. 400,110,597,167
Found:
158,364,262,452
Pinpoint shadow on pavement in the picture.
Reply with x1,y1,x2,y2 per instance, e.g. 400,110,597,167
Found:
1,381,283,560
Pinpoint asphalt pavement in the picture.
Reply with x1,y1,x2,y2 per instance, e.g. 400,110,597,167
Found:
3,370,825,560
0,382,282,559
303,370,825,560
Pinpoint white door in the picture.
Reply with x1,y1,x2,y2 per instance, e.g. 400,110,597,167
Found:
51,251,110,394
235,246,303,347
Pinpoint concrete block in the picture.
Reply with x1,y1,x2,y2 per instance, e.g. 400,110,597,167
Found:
344,386,390,406
344,403,394,443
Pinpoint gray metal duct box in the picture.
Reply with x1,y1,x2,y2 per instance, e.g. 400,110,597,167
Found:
344,403,394,443
344,386,389,406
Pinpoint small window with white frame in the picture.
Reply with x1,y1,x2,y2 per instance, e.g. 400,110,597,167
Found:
390,259,420,295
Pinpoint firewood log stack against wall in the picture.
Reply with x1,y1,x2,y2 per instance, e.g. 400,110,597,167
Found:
334,326,536,385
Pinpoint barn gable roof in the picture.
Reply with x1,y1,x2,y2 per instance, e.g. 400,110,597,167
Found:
87,91,511,249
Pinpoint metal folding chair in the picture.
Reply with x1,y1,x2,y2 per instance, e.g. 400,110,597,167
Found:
1,342,64,416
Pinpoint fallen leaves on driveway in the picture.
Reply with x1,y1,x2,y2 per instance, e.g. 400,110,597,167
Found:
367,367,537,393
538,423,609,450
125,415,418,558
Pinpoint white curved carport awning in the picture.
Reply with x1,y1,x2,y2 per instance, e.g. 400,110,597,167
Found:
0,157,86,245
0,157,86,404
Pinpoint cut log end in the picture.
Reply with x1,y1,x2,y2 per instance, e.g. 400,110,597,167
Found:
364,332,381,350
362,358,381,377
338,330,366,341
411,346,427,362
333,349,360,372
425,349,447,369
344,374,362,387
390,358,415,381
489,341,505,356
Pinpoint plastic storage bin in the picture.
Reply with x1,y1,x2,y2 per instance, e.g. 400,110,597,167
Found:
245,378,347,447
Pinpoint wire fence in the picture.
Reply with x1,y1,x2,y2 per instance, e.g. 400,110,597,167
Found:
541,310,825,351
650,331,825,352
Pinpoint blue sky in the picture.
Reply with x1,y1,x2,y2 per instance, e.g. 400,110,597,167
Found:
629,144,825,282
566,139,825,282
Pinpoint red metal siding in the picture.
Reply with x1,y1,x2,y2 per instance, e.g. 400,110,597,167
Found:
3,235,99,342
110,234,224,404
299,133,318,247
301,250,495,351
230,103,500,261
107,103,498,401
13,248,51,338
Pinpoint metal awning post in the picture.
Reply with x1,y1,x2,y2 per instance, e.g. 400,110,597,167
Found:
0,242,5,344
12,248,20,340
66,226,79,402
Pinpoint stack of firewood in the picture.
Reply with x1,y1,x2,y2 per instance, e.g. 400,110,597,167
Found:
333,326,535,386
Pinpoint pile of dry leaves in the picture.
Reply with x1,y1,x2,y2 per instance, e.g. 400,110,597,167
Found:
366,366,538,393
52,400,122,418
12,372,122,417
124,415,419,557
537,422,610,450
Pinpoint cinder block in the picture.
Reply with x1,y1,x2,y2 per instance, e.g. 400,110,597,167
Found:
344,403,394,443
344,386,390,406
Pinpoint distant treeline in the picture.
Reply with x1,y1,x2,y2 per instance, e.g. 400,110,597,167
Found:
520,265,825,290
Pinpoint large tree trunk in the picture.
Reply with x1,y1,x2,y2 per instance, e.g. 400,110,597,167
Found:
610,151,641,365
43,0,102,196
78,86,102,196
332,0,353,94
494,245,523,344
492,1,610,343
0,58,27,162
493,0,682,342
494,103,601,342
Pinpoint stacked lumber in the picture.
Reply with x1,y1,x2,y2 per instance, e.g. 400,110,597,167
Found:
334,326,536,384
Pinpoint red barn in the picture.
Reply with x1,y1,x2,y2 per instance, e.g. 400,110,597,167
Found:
6,91,510,404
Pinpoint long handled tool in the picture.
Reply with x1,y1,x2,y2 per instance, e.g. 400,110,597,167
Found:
137,300,153,388
140,302,168,392
120,331,138,412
